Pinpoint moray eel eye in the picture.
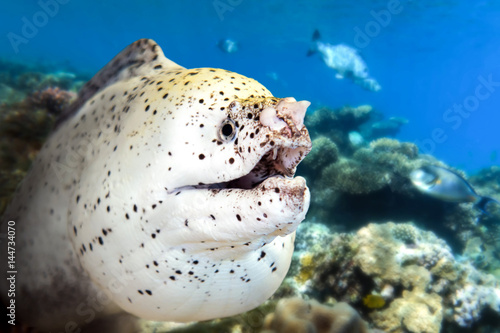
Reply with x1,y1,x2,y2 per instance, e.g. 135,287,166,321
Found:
219,118,237,142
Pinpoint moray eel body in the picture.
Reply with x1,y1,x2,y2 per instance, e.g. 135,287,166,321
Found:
0,39,311,330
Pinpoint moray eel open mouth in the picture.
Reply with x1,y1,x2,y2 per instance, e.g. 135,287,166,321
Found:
168,142,310,194
193,97,311,192
187,142,311,192
226,143,311,190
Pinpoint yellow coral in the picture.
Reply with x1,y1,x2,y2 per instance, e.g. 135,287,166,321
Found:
295,253,316,285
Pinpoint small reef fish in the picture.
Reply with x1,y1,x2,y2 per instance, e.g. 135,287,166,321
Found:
308,30,381,92
363,294,386,309
217,38,239,53
0,39,312,330
410,165,499,213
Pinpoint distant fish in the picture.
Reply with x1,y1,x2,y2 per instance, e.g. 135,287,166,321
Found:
217,38,239,54
363,294,386,309
266,72,279,81
410,165,500,213
308,30,381,92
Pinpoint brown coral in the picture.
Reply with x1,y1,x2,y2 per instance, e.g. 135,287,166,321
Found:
371,290,442,333
262,298,370,333
299,222,500,332
0,86,75,215
28,87,76,115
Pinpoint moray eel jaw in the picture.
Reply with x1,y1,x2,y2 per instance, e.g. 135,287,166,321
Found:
164,96,312,249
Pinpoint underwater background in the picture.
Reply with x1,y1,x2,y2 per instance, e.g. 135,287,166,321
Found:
1,0,500,332
1,0,500,172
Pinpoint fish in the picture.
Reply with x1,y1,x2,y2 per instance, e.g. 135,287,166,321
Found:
217,38,239,54
308,30,381,92
363,294,386,309
409,165,499,213
0,39,312,330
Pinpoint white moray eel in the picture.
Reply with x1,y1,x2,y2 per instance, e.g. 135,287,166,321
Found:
0,39,312,330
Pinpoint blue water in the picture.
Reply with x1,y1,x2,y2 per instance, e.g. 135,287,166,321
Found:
1,0,499,172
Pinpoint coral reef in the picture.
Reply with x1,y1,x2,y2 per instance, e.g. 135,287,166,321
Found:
470,165,500,222
304,105,373,155
303,105,408,155
298,104,497,251
0,60,80,214
1,55,499,333
463,235,500,280
391,223,418,245
310,137,423,196
299,136,339,174
294,222,335,253
291,222,500,332
28,87,76,115
470,165,500,194
451,277,500,328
